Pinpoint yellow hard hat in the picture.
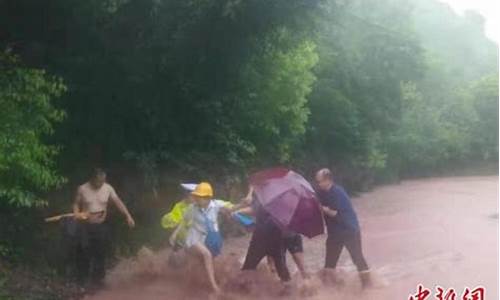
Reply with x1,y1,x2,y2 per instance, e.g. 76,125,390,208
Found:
191,182,213,197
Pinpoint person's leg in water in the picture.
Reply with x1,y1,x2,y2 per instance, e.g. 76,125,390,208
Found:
61,217,78,279
75,223,90,286
291,252,309,279
242,224,292,296
266,256,277,274
268,245,291,282
76,242,90,285
267,234,292,296
322,233,345,286
285,234,309,279
88,223,108,288
268,252,308,280
189,242,221,293
239,230,268,293
267,252,308,279
344,231,372,289
242,226,268,270
243,224,290,282
99,227,109,282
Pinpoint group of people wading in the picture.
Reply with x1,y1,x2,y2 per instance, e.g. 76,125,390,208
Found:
70,167,372,295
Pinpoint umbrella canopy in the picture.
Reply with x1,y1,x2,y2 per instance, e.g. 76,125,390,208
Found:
249,168,324,238
180,183,198,192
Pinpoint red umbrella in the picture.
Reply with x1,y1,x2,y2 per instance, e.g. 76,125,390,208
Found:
249,168,324,238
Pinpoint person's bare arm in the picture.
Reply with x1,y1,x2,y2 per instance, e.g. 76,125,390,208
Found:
322,206,338,218
220,201,239,216
226,185,255,212
110,192,135,228
234,206,255,216
72,187,87,220
244,186,254,202
169,223,183,246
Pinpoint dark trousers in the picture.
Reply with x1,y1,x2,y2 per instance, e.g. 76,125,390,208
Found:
76,223,108,284
325,230,369,272
60,217,80,278
242,223,291,282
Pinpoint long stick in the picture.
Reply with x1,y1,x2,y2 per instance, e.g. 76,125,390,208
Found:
44,213,76,223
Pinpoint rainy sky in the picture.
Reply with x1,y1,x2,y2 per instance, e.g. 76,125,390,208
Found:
439,0,499,42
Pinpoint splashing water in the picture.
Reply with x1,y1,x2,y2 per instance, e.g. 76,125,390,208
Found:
86,176,498,300
84,238,389,300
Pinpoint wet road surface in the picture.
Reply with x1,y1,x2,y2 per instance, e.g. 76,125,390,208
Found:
88,175,498,300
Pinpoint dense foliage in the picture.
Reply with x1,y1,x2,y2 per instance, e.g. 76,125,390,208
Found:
306,0,498,182
0,52,66,207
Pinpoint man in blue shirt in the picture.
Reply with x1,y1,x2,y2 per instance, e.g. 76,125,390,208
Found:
315,168,372,289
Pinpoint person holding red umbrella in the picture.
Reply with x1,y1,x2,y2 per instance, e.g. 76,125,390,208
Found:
237,168,324,295
235,187,310,280
315,168,372,289
237,186,291,287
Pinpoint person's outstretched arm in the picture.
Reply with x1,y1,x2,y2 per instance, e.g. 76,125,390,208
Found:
226,185,255,213
109,188,135,228
322,206,338,218
234,206,255,216
169,222,183,246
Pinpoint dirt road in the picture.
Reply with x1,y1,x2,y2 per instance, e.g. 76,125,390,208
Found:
88,175,498,300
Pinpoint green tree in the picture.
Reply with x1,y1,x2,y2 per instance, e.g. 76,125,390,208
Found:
230,34,318,164
305,0,424,183
0,52,66,207
469,74,499,160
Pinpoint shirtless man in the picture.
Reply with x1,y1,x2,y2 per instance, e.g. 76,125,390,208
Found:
73,167,135,287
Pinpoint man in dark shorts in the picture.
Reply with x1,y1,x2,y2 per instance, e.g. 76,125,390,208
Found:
267,232,309,279
241,200,291,280
237,191,292,295
235,186,309,280
315,168,372,289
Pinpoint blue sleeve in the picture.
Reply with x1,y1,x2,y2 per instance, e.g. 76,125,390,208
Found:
334,187,353,214
321,190,335,208
334,186,360,231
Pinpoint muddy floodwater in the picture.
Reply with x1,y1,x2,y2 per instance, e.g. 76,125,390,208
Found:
87,176,498,300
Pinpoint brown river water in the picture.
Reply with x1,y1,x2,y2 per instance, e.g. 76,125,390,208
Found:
86,176,498,300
